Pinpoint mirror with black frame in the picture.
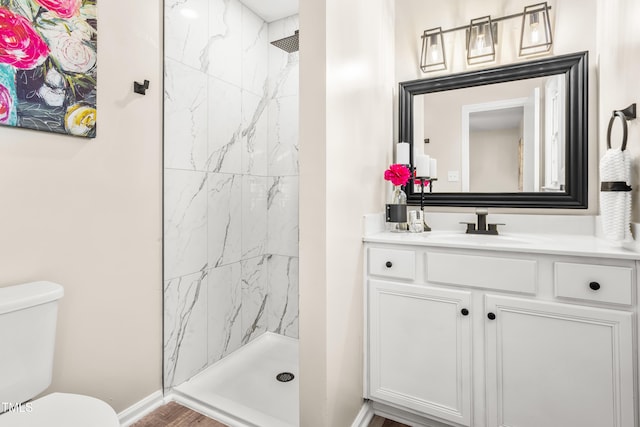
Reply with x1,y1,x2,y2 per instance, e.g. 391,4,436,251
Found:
399,51,588,208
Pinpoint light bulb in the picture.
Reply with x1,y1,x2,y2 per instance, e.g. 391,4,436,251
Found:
428,34,441,63
529,12,540,44
530,22,540,44
430,44,441,62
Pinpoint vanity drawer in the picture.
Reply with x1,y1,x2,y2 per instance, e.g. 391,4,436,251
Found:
426,252,536,294
368,248,416,280
554,262,633,306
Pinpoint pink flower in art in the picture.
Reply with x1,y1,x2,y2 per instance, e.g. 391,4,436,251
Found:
384,164,411,186
0,83,12,123
0,7,50,69
34,0,82,19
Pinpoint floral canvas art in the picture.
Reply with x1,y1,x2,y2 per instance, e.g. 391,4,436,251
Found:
0,0,97,138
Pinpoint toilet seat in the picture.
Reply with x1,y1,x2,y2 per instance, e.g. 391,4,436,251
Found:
0,392,119,427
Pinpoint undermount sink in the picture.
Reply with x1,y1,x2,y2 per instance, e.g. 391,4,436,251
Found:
429,232,534,245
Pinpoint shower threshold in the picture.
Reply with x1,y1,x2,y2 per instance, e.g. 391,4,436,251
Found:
172,332,299,427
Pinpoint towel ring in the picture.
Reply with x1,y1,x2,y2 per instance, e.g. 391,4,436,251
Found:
607,111,628,151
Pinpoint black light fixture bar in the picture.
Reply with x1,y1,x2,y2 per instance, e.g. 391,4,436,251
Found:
421,6,552,38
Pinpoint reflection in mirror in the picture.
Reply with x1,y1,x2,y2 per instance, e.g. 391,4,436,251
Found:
399,51,588,208
416,74,565,193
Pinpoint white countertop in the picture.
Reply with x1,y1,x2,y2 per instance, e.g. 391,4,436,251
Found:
364,230,640,260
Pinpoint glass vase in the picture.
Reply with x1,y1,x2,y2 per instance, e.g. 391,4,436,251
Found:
390,186,407,205
386,185,408,231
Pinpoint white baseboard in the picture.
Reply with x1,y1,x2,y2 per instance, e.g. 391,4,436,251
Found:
118,389,379,427
351,400,375,427
118,390,164,427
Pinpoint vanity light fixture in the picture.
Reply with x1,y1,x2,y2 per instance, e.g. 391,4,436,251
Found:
420,27,446,72
519,3,553,56
467,16,496,65
419,2,552,73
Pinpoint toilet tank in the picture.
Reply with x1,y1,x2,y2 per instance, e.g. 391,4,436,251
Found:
0,281,64,406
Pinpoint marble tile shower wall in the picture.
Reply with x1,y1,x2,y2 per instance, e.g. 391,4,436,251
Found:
163,0,299,389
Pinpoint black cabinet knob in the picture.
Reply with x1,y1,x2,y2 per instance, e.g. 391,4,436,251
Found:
385,261,393,268
487,312,496,320
461,308,469,316
589,281,601,291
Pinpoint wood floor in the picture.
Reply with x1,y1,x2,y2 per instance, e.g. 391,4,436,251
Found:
130,402,226,427
130,402,410,427
368,415,410,427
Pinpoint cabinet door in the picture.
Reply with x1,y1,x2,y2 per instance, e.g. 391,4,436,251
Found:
368,280,472,426
485,295,634,427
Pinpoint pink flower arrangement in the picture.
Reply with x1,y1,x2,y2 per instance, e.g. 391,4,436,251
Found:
34,0,82,19
384,164,411,186
0,7,50,69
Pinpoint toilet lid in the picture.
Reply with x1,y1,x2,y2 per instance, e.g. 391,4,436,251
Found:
0,393,119,427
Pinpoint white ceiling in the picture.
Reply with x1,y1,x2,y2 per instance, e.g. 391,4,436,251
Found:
240,0,298,23
469,107,524,131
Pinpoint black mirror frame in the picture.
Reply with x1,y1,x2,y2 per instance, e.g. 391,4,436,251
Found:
399,51,588,208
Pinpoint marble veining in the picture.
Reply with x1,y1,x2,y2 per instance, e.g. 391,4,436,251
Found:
242,175,267,259
206,0,242,86
164,268,209,388
207,263,242,364
267,176,299,257
268,255,299,338
208,173,241,268
164,7,299,389
164,170,208,281
241,88,269,175
165,0,209,71
241,256,269,344
242,7,268,97
207,77,242,174
164,59,208,171
268,95,299,176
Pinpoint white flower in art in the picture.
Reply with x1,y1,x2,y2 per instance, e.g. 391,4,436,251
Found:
37,12,96,42
38,68,66,106
36,13,96,73
50,34,96,73
38,85,65,106
44,66,65,88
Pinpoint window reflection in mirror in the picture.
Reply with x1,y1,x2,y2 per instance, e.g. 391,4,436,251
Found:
414,74,565,194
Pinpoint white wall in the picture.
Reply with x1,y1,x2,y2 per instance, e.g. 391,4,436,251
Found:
396,0,600,213
597,0,640,222
299,0,395,425
0,0,163,413
470,128,521,192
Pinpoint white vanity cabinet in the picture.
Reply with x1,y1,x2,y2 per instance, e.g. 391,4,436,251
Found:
364,239,639,427
484,295,634,427
368,279,472,426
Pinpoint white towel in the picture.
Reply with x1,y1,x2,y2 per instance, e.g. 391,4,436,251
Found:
600,147,632,242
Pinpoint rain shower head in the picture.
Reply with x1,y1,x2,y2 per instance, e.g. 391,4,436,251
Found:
270,30,299,53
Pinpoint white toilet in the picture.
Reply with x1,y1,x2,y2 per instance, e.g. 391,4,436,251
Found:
0,281,120,427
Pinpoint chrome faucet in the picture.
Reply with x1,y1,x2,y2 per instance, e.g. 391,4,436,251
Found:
461,208,504,235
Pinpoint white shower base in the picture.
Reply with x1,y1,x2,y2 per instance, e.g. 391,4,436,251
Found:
172,332,299,427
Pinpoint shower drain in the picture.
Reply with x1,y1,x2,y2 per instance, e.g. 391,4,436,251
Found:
276,372,295,382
